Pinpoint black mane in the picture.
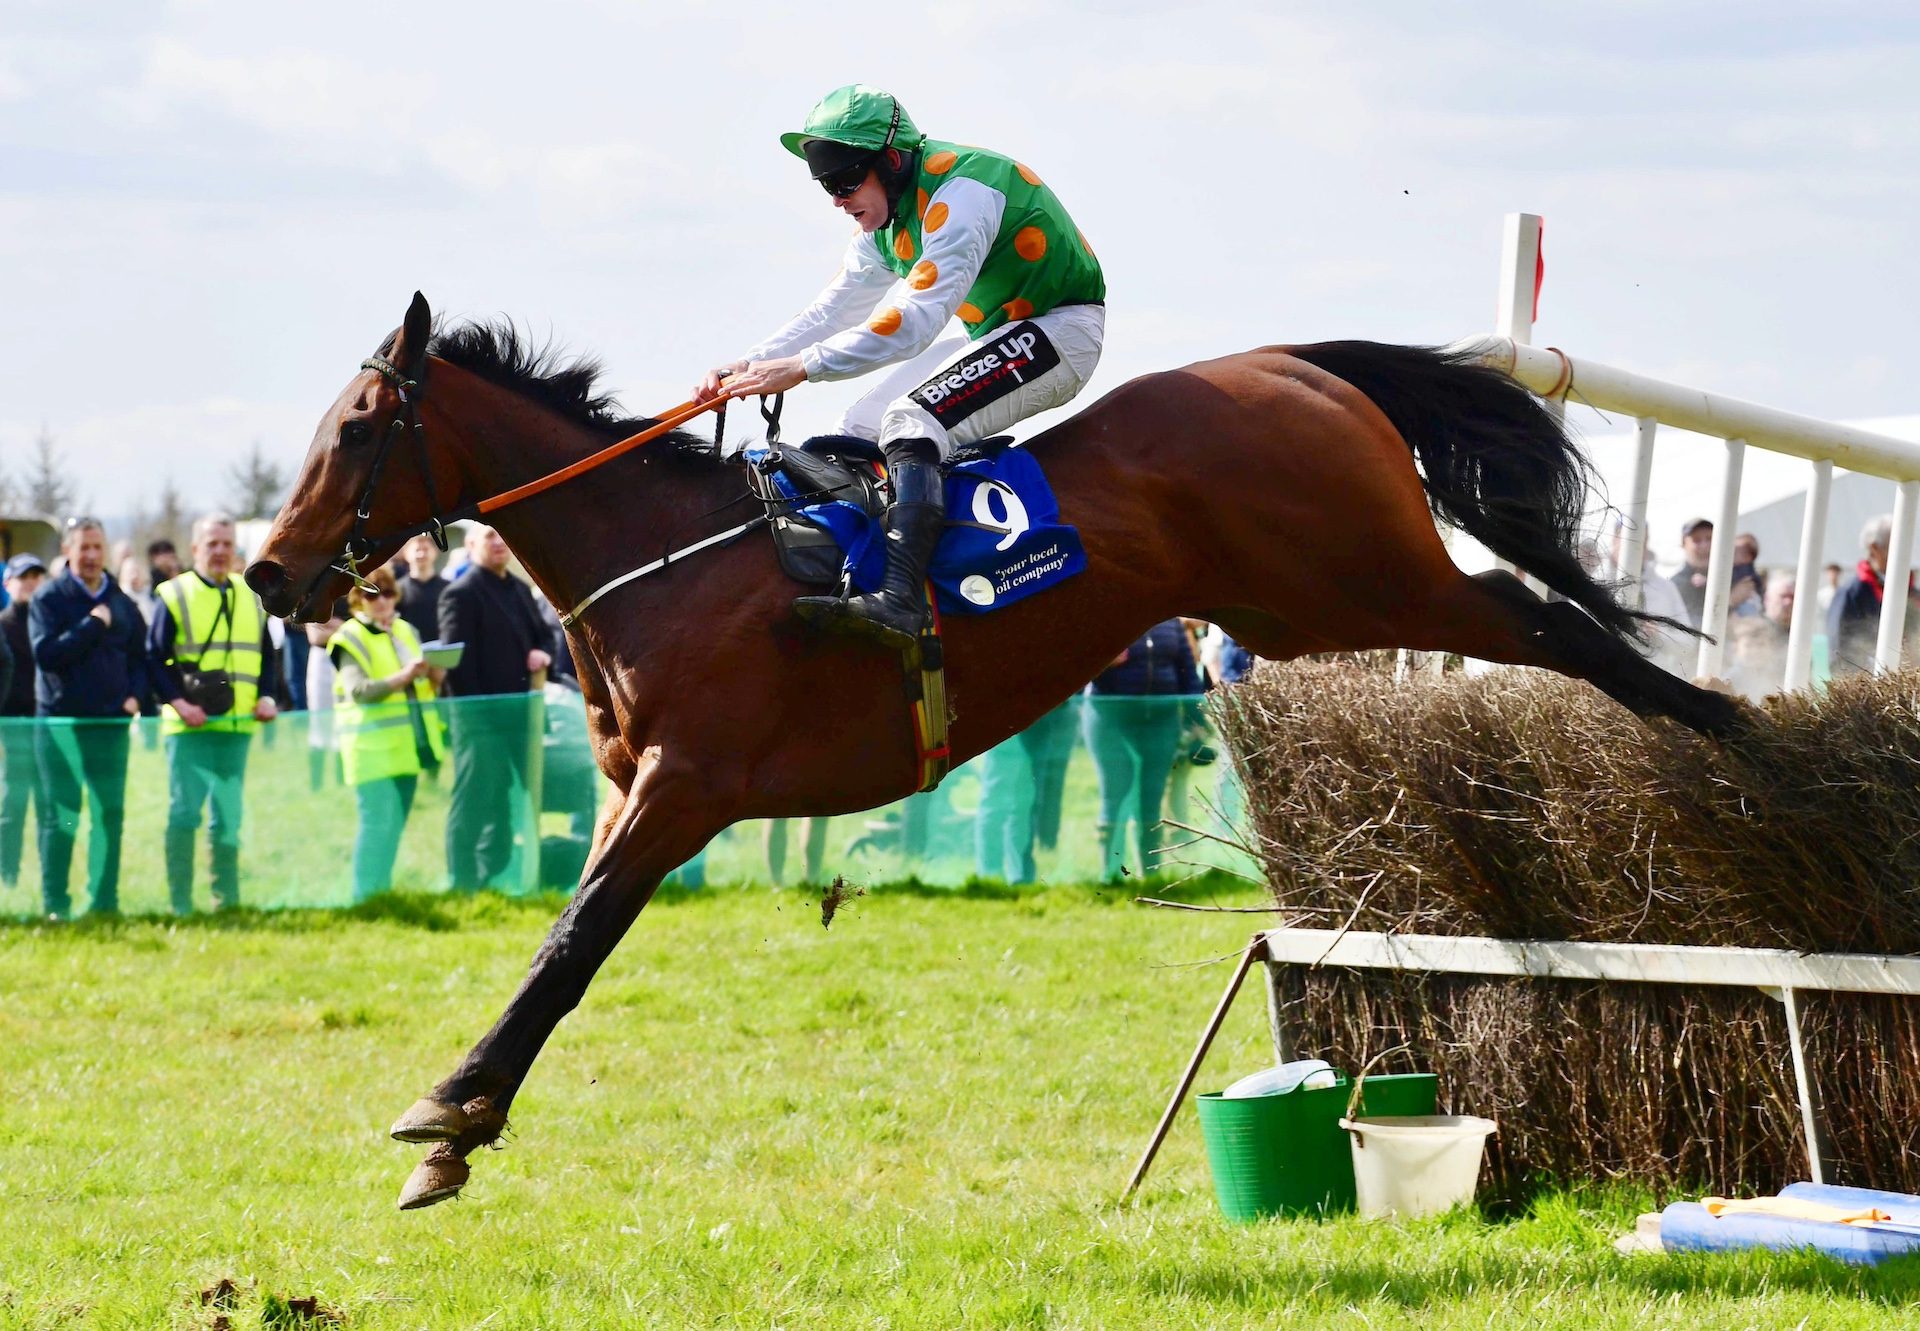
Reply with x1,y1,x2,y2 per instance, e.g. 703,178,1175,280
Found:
427,320,714,457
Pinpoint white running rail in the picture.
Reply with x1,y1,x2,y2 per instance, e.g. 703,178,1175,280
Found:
1460,214,1920,688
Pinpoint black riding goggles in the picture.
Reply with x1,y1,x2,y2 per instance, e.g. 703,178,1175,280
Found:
817,159,876,199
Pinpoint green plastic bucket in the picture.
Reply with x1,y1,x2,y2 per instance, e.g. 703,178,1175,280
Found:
1196,1072,1437,1222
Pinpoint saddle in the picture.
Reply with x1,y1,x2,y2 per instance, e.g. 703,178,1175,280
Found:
745,433,1016,589
745,434,888,587
740,429,1016,796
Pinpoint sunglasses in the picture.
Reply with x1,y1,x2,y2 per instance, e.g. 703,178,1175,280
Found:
818,161,874,199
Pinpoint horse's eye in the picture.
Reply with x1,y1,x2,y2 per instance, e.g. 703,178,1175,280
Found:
340,419,372,447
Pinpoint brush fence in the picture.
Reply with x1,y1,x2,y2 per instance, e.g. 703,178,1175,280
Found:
1261,929,1920,1186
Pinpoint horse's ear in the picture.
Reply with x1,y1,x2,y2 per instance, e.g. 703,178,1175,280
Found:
395,291,432,375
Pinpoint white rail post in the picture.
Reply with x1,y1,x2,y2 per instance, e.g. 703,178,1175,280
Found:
1619,417,1657,609
1874,480,1919,672
1496,213,1543,346
1492,213,1545,578
1695,438,1747,680
1784,459,1833,692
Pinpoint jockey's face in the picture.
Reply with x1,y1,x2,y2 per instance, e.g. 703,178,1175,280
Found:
832,170,890,234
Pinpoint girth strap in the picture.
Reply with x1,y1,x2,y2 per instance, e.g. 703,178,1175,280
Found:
903,586,951,793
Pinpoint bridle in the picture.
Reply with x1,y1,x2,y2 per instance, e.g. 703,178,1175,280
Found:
331,353,453,594
318,349,728,601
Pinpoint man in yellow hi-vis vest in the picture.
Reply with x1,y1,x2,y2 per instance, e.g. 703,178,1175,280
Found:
151,513,280,913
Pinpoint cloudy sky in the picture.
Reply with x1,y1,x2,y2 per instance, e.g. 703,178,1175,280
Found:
3,1,1916,561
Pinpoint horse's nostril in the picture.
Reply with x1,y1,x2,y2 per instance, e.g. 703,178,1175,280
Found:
244,560,287,600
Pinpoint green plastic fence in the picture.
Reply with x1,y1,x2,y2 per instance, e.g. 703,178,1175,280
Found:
0,693,1247,918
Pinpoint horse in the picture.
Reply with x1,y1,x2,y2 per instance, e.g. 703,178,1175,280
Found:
245,292,1742,1208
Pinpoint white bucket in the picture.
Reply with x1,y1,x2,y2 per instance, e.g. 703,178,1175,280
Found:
1338,1114,1497,1218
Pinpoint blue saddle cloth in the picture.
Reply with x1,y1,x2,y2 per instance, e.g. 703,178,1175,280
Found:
759,444,1086,614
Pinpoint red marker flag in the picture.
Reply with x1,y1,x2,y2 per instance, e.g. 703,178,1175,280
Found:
1533,220,1546,324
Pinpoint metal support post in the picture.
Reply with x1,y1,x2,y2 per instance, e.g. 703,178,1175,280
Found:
1619,416,1657,608
1769,985,1826,1184
1695,438,1746,681
1124,935,1267,1200
1874,479,1919,673
1784,459,1832,691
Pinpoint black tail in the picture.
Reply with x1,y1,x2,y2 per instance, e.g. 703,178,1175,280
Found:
1287,340,1685,647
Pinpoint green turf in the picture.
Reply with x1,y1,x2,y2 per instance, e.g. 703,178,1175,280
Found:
3,882,1917,1329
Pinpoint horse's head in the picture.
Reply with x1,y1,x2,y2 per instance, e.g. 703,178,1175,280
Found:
246,292,447,621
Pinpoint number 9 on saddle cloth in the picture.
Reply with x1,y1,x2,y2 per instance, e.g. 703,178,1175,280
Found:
746,434,1086,613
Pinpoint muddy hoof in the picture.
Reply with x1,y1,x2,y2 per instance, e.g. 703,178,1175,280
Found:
397,1147,469,1210
390,1098,469,1144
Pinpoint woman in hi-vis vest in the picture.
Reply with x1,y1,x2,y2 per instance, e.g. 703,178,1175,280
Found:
330,565,447,902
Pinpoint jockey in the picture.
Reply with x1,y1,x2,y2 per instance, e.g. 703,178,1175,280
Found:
695,84,1106,651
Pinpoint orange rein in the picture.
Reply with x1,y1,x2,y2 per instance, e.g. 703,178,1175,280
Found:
473,395,729,517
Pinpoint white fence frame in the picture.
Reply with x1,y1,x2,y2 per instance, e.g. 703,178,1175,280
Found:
1261,928,1920,1185
1130,218,1920,1201
1464,213,1920,688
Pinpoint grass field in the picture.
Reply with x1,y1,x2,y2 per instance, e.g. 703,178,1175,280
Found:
4,880,1918,1329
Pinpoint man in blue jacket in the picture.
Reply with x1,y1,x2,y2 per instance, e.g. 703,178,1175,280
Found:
28,518,153,917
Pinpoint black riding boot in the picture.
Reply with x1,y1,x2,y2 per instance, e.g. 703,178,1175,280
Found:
794,439,946,652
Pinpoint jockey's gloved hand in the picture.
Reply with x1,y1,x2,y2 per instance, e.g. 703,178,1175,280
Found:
693,360,749,405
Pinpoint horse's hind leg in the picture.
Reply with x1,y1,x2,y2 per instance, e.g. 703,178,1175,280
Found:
389,748,731,1208
1416,570,1743,738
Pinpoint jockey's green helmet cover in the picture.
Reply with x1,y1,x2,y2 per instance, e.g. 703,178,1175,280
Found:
781,85,924,159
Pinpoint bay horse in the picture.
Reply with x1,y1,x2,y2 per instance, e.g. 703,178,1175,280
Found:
246,293,1741,1209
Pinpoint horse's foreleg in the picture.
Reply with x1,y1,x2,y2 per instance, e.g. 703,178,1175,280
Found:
390,750,728,1209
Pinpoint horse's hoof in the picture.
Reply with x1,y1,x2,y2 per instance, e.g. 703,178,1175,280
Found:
390,1098,469,1143
397,1147,469,1210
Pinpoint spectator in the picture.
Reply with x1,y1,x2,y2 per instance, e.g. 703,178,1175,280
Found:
1818,562,1843,614
1728,574,1795,700
765,818,827,887
1082,618,1203,882
29,518,153,918
149,514,282,914
281,614,311,711
396,533,450,644
973,699,1079,885
437,525,551,891
147,539,180,589
1668,517,1757,631
1827,514,1920,677
1204,630,1256,687
331,564,445,901
1730,532,1764,619
143,540,179,622
117,556,153,620
305,599,348,790
0,554,44,892
1669,519,1713,627
1605,519,1694,676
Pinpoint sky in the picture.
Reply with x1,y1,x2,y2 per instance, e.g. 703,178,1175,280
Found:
3,1,1917,565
